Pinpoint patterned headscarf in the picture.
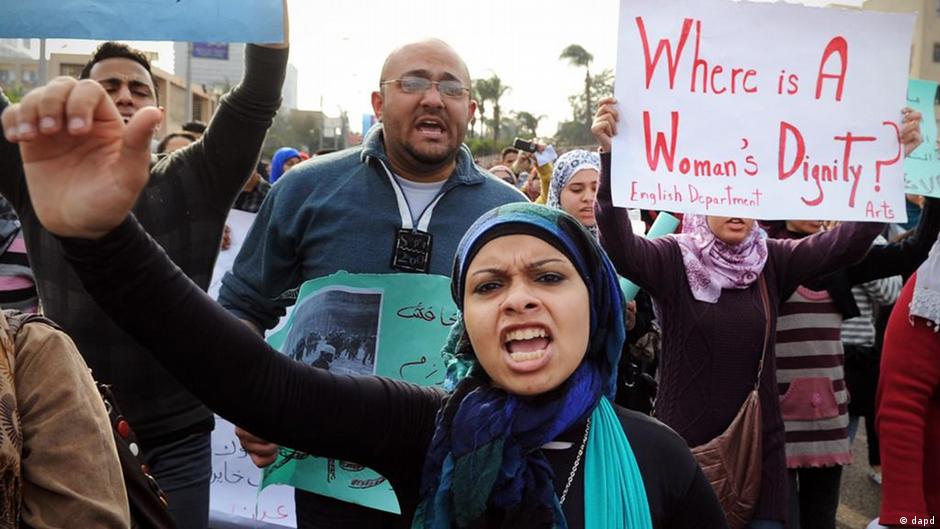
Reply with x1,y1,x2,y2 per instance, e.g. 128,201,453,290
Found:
415,202,626,529
547,150,601,237
672,214,768,303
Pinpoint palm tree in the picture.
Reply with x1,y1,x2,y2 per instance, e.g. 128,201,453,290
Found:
474,75,511,144
560,44,594,127
472,78,490,139
513,111,546,139
487,75,511,144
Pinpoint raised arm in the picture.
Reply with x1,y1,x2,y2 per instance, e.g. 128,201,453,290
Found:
177,3,290,210
775,221,883,296
595,152,680,298
1,77,439,488
535,161,552,205
846,197,940,285
592,98,681,299
777,106,924,293
59,217,440,485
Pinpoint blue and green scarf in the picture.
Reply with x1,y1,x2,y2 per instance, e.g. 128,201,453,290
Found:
415,203,653,529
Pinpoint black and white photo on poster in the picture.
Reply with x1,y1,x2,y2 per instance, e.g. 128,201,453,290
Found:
281,287,383,377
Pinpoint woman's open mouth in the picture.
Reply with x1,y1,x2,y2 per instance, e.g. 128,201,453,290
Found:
503,326,554,372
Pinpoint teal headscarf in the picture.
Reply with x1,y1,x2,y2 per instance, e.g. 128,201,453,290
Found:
416,203,653,529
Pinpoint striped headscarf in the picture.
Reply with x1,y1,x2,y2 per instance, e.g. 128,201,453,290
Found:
416,202,626,529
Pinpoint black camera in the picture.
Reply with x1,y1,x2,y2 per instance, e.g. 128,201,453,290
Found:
513,138,538,153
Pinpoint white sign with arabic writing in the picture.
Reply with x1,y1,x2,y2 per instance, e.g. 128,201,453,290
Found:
210,417,296,527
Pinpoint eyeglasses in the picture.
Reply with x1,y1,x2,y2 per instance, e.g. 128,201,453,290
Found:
380,76,470,98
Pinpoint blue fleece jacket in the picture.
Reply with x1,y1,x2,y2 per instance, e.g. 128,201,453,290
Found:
219,126,527,330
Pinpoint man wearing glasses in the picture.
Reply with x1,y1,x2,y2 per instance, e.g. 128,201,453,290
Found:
218,39,525,528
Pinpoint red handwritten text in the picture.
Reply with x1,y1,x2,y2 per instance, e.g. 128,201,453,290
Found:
778,121,874,207
815,37,848,102
636,17,759,95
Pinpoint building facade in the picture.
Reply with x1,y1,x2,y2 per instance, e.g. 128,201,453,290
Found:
174,42,298,109
0,47,216,139
864,0,940,125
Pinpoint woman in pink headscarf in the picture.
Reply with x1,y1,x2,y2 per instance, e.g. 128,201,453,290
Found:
590,97,923,529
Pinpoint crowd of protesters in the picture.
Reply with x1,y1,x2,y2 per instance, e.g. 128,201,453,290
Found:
0,5,936,529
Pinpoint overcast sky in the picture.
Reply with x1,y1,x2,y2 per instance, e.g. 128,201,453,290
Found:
36,0,867,135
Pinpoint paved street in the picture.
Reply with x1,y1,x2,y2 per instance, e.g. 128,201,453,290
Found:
837,422,881,529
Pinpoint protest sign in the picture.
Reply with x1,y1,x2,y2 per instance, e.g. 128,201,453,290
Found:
903,79,940,198
209,417,296,527
0,0,283,42
613,0,915,221
208,209,256,302
261,272,458,514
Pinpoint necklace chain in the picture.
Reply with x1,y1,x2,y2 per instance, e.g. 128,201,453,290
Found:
558,416,591,506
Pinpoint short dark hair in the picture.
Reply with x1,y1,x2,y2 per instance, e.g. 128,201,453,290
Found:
501,146,519,159
156,132,197,154
182,120,207,134
80,42,159,103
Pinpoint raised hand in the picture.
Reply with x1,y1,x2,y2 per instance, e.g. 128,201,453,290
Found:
2,76,162,239
591,97,619,153
901,107,923,158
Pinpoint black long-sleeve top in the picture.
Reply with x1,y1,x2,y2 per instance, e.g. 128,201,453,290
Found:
0,45,289,444
58,217,728,529
770,197,940,318
845,197,940,285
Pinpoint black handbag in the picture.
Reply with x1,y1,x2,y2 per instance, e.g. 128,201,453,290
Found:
97,383,178,529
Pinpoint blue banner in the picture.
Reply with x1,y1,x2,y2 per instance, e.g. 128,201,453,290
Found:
0,0,283,42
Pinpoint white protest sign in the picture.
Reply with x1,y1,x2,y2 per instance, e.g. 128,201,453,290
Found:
210,416,296,527
209,209,257,302
613,0,915,221
208,210,297,527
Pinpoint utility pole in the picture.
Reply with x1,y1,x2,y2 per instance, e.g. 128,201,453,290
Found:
185,42,193,121
38,39,47,84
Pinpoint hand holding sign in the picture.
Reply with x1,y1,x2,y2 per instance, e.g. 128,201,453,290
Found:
903,79,940,197
901,108,924,158
592,97,620,153
235,427,279,468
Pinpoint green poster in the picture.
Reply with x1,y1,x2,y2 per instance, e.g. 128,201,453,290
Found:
260,272,457,514
904,79,940,198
